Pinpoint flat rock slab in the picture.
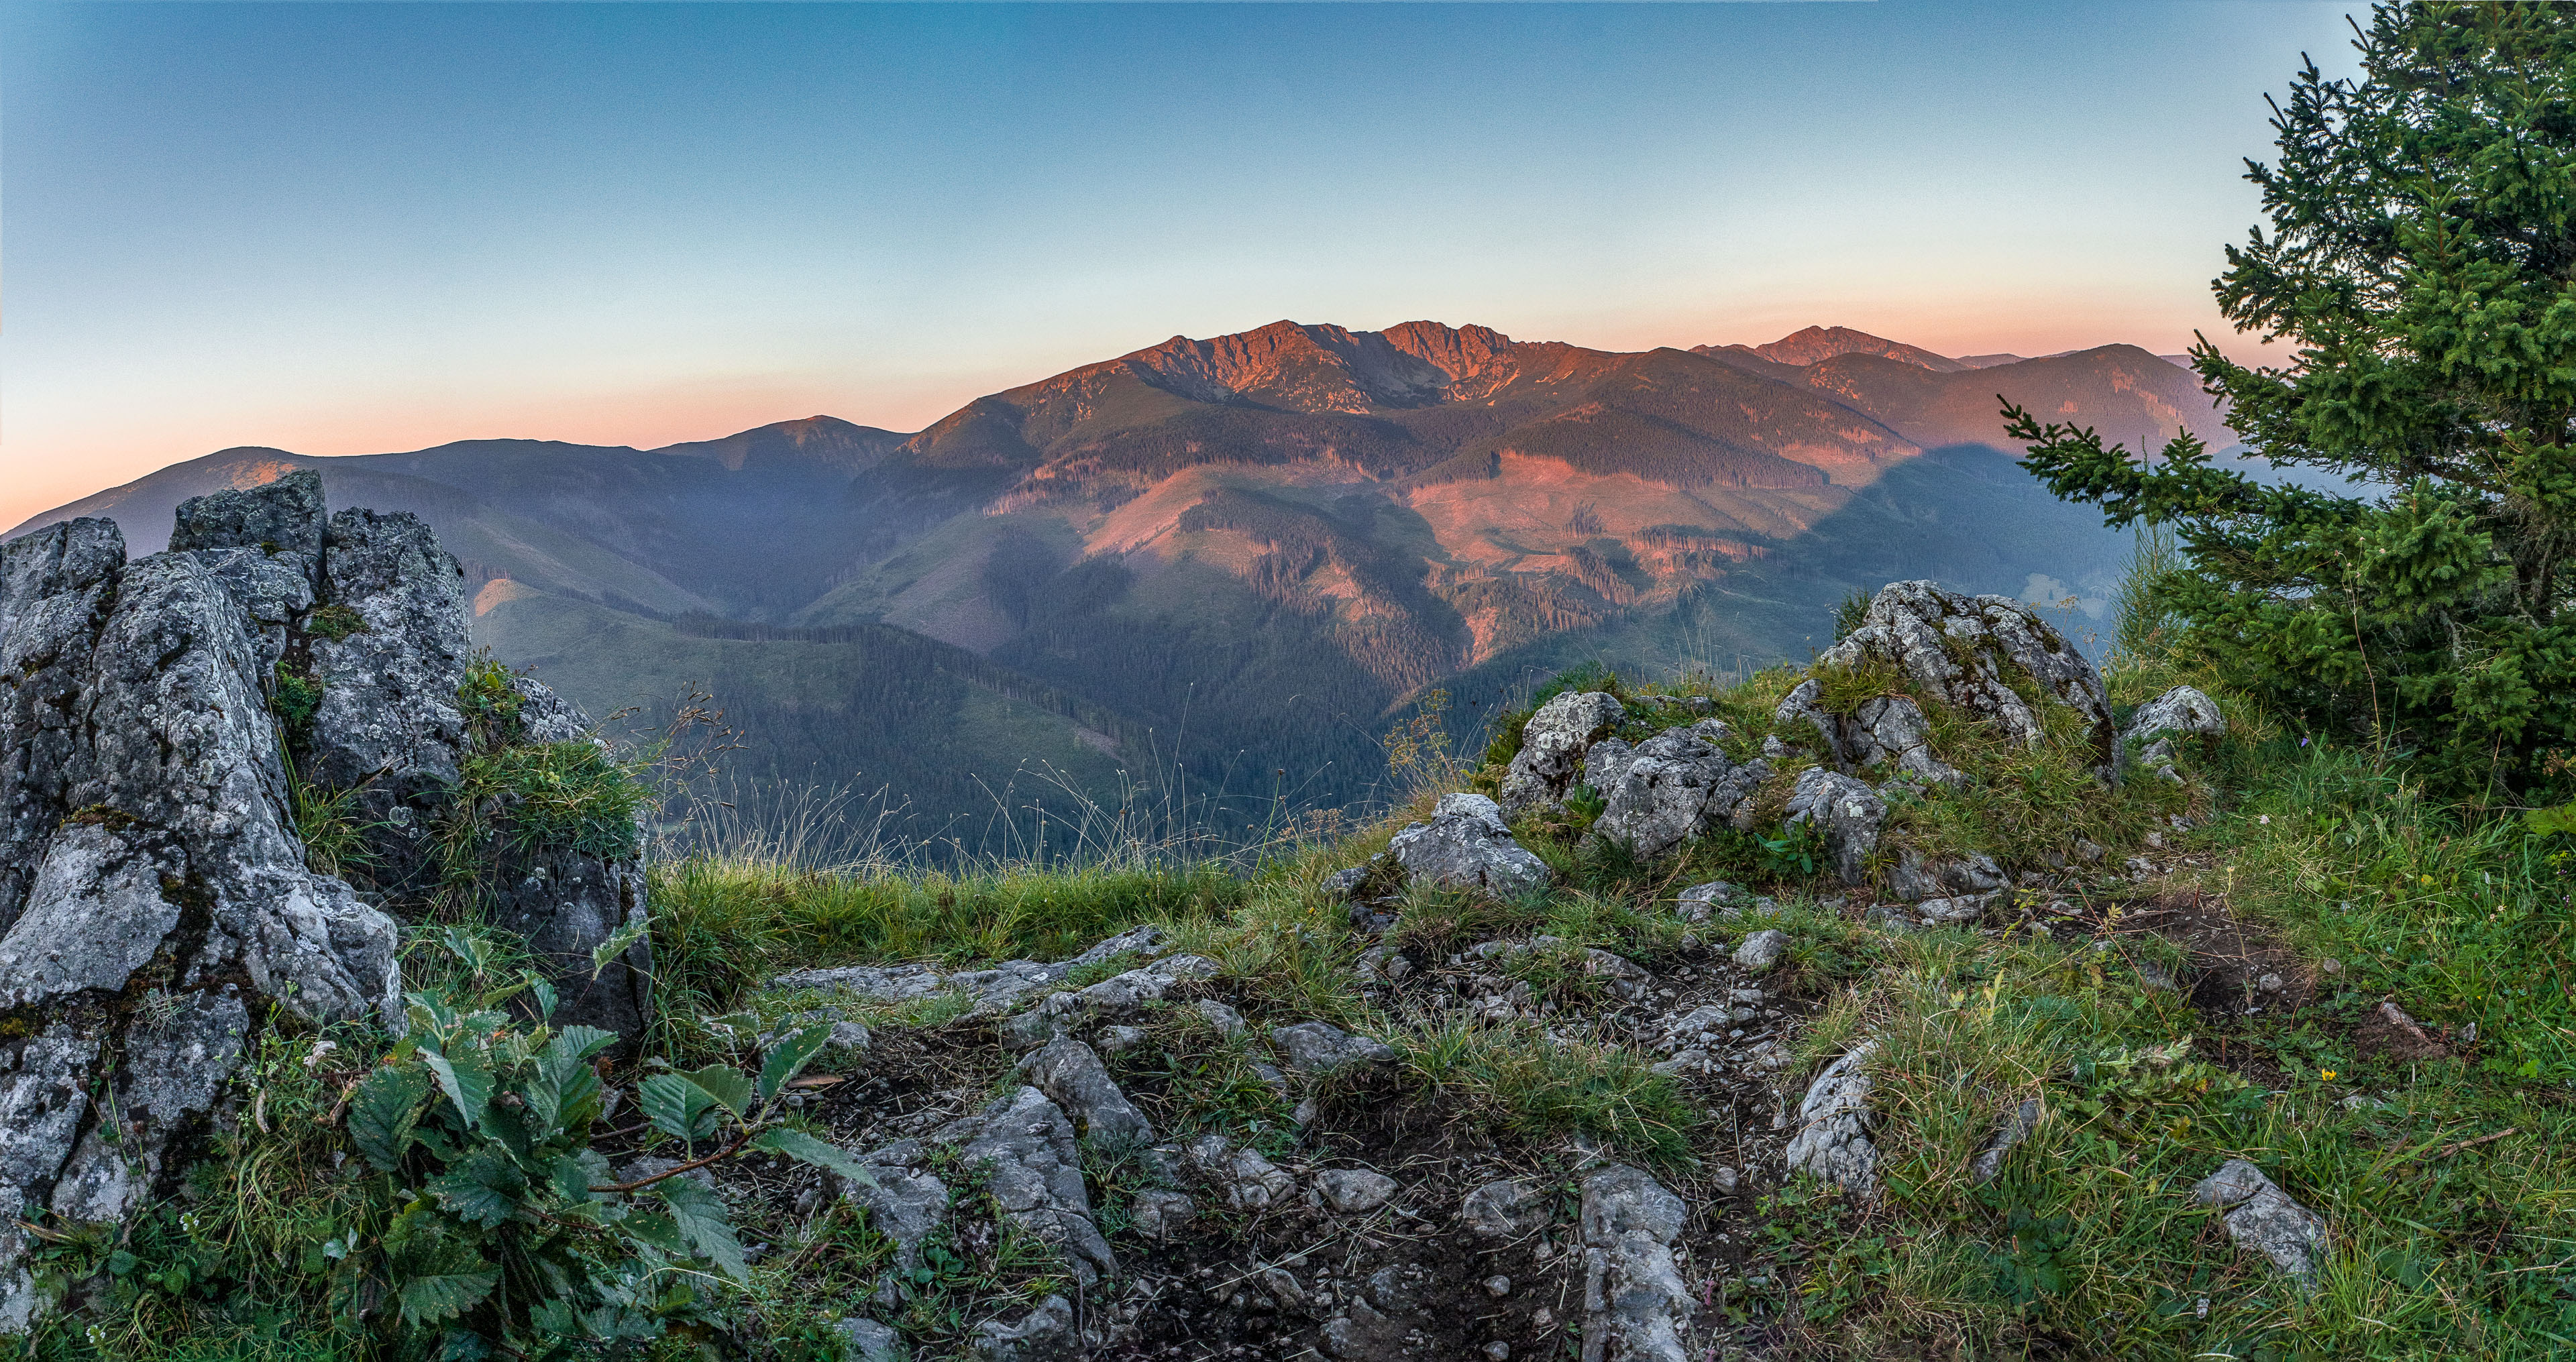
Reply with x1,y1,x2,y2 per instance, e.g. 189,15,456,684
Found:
935,1087,1118,1286
1315,1168,1399,1214
1273,1021,1399,1075
1578,1164,1692,1362
773,925,1169,1015
2192,1159,2330,1285
1785,1043,1879,1197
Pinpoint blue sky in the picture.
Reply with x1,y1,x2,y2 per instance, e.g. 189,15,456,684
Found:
2,1,2360,526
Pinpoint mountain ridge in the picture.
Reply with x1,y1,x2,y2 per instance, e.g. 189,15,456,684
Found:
11,319,2231,846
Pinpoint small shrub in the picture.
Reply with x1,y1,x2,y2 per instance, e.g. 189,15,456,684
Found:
270,662,323,732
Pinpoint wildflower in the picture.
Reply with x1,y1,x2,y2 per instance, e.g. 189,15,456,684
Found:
2258,814,2270,824
2320,1069,2338,1080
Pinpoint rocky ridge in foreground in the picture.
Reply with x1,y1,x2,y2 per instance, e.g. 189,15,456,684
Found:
0,474,649,1330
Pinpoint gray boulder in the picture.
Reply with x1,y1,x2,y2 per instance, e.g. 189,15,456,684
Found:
303,508,473,897
1784,768,1888,887
1272,1021,1398,1075
184,547,315,679
835,1318,908,1362
1314,1168,1399,1214
1884,848,2009,903
1774,680,1962,788
969,1294,1081,1361
1499,691,1625,816
1784,1044,1879,1197
1386,793,1554,897
1578,1164,1693,1362
1018,1037,1155,1146
2121,685,2226,783
837,1140,953,1307
1458,1177,1546,1239
935,1087,1117,1286
2192,1159,2330,1286
1588,724,1770,861
1772,679,1837,755
170,467,329,575
1184,1133,1297,1210
1819,581,2114,770
1731,929,1789,973
1843,694,1965,787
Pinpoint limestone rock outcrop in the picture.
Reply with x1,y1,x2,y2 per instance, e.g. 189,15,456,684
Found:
0,472,653,1331
1784,1044,1880,1198
1587,722,1771,861
2192,1159,2330,1286
1783,769,1887,887
1385,793,1554,897
1499,691,1626,817
1817,581,2114,771
1578,1164,1693,1362
2121,685,2226,784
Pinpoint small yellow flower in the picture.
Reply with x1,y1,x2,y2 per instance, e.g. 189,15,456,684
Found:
2320,1070,2338,1080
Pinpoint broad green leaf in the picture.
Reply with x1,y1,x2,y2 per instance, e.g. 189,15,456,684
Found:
529,975,559,1022
421,1049,494,1132
654,1176,747,1284
349,1066,431,1174
544,1149,608,1202
426,1150,525,1229
621,1210,686,1254
757,1024,835,1104
2526,803,2576,836
397,1264,498,1327
638,1073,721,1142
529,1025,616,1130
684,1064,754,1119
749,1127,873,1185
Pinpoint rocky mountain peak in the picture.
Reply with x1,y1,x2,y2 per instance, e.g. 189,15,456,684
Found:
1739,325,1970,373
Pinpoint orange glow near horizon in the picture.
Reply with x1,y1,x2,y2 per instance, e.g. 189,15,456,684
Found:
1,311,2281,533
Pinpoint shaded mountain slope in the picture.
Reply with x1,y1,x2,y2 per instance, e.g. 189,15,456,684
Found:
11,318,2227,843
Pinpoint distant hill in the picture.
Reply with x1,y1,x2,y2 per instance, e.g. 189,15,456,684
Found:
11,318,2231,848
1711,325,1971,373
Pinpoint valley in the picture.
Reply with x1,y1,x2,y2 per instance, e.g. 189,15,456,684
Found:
11,321,2232,854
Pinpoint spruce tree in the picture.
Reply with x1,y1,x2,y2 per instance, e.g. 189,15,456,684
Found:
2008,1,2576,791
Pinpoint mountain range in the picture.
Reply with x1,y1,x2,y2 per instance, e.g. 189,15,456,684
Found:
13,321,2231,853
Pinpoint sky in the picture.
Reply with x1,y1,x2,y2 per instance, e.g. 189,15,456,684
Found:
2,0,2363,529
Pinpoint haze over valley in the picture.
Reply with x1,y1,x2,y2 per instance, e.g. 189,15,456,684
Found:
15,319,2231,852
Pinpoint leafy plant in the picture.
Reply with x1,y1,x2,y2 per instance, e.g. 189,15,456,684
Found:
333,937,870,1357
456,658,527,750
2522,803,2576,838
270,661,323,734
1562,783,1607,829
1756,820,1823,879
